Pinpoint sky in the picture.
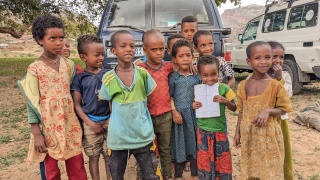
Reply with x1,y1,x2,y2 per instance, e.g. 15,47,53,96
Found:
217,0,266,14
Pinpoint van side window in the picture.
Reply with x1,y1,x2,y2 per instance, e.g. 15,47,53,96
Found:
288,3,318,29
262,10,286,33
242,19,260,41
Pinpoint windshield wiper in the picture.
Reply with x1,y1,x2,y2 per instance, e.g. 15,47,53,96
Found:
168,22,210,30
107,25,145,33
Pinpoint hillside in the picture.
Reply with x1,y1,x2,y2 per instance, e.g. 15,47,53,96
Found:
221,4,265,42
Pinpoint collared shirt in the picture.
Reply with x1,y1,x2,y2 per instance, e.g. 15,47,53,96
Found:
139,62,173,116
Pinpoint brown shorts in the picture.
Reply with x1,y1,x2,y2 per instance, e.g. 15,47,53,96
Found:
82,120,108,157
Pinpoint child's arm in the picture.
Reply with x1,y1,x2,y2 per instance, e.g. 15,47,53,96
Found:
72,91,104,134
227,76,236,88
213,95,237,112
102,101,112,130
171,98,183,124
31,123,48,153
253,108,286,127
233,112,242,149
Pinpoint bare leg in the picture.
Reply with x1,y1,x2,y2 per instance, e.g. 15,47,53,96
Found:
89,155,100,180
103,154,111,180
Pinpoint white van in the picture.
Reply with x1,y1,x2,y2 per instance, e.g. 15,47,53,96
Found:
230,0,320,94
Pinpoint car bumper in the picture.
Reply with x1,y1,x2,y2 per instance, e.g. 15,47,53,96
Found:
312,66,320,78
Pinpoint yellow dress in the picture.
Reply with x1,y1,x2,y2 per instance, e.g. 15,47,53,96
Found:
237,79,293,180
18,58,83,164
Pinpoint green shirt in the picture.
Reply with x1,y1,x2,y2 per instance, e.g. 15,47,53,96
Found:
197,83,236,132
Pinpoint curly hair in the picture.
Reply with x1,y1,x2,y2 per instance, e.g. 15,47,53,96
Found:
171,39,194,58
77,34,103,55
167,33,184,49
197,55,220,74
193,30,212,47
31,14,64,46
110,30,132,48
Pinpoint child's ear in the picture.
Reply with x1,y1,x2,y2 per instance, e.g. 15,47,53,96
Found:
79,54,86,62
36,38,43,46
143,44,147,53
194,45,199,52
110,47,116,55
246,58,251,66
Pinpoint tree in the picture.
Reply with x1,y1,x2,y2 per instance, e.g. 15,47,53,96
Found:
0,0,239,39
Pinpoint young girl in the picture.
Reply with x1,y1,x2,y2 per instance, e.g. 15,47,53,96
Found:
60,38,83,74
234,41,293,179
193,55,236,179
17,15,87,179
267,41,294,180
169,39,200,180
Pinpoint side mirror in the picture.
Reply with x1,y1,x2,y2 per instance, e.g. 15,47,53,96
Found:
238,34,243,41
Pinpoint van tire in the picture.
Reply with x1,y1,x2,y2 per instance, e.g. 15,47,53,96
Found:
283,59,303,94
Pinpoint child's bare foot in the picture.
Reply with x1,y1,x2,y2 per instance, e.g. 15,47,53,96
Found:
184,161,190,172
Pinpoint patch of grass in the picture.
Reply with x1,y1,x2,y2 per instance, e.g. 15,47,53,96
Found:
0,135,11,144
297,172,320,180
0,146,28,170
314,147,320,152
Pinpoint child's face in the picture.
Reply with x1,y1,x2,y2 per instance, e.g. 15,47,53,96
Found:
168,38,182,55
60,38,70,58
174,46,193,72
181,22,198,43
111,34,135,64
195,35,214,56
143,35,165,65
272,48,284,66
246,45,272,74
80,43,104,69
38,28,64,55
199,64,219,86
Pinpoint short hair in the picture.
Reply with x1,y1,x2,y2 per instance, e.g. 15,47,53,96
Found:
171,39,194,58
31,15,64,46
267,41,285,51
110,30,132,48
142,29,164,44
197,55,220,74
181,16,198,29
77,34,103,55
246,41,271,59
167,34,184,48
193,30,212,47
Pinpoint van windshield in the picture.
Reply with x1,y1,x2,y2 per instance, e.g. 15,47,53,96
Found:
107,0,210,29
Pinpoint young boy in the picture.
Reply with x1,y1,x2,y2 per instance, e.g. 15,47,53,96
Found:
167,33,184,71
71,35,111,180
137,29,174,179
193,30,236,88
60,38,83,74
98,30,159,180
180,15,199,63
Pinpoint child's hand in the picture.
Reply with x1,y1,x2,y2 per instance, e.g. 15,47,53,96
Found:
253,109,270,127
90,122,105,134
233,133,241,149
272,64,282,80
102,119,109,131
34,134,48,153
213,95,227,104
172,109,183,124
192,101,202,109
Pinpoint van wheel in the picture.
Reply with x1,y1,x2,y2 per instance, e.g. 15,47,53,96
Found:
282,59,303,94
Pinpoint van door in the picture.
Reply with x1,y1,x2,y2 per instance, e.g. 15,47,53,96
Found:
232,17,261,69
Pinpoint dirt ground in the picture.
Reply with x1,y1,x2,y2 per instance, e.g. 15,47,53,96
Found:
0,75,319,180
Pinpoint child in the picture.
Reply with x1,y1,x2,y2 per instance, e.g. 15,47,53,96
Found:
233,41,293,179
192,55,236,179
17,15,87,179
169,39,201,180
181,16,199,62
71,35,111,180
60,38,83,74
267,41,294,180
167,33,184,71
137,29,173,179
98,30,159,180
193,30,235,88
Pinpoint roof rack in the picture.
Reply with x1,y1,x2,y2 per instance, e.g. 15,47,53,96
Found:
265,0,295,13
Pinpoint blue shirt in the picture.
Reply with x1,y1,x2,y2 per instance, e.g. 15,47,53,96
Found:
71,69,110,119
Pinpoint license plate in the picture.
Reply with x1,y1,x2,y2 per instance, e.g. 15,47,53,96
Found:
106,47,144,58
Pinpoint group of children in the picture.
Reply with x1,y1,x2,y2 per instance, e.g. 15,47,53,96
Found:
18,14,293,180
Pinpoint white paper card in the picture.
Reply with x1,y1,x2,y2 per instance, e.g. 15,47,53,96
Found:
194,84,220,118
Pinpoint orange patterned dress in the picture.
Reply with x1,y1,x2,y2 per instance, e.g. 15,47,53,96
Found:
24,58,83,163
236,79,293,180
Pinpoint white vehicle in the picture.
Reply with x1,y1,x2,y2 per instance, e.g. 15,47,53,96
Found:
231,0,320,94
